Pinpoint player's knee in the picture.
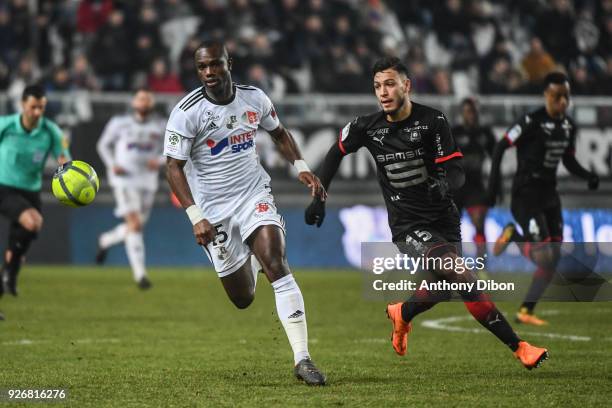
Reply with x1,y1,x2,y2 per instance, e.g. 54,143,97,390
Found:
126,214,142,232
260,256,289,277
231,294,254,309
19,211,42,232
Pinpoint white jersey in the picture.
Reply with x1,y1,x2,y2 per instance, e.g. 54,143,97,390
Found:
163,84,280,221
97,113,166,190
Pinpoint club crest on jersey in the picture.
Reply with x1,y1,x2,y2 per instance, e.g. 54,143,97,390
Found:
206,129,256,156
409,130,421,143
562,120,572,138
242,111,259,124
254,200,272,217
226,115,238,129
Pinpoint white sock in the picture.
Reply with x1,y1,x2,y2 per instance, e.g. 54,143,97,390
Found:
125,232,146,282
99,223,127,249
250,255,261,289
272,274,310,365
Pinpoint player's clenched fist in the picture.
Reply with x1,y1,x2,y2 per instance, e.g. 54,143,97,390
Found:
193,219,216,246
298,172,327,201
305,196,325,227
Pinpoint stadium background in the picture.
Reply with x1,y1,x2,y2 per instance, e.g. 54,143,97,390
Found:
0,0,611,269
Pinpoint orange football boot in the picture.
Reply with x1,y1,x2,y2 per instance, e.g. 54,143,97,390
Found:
493,223,516,256
516,308,548,326
386,303,412,356
514,341,549,370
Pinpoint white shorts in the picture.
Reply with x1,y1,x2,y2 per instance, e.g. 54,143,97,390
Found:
112,187,156,221
202,192,285,277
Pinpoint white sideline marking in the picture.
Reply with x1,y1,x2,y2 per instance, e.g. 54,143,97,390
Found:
354,338,387,344
421,315,591,342
2,338,120,346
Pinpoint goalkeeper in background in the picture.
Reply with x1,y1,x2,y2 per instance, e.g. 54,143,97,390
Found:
0,84,70,306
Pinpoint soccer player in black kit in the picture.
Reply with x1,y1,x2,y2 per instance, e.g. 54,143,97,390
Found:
305,57,548,369
452,98,495,261
487,72,599,326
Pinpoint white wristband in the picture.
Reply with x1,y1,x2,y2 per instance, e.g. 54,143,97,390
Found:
186,205,205,225
294,159,310,174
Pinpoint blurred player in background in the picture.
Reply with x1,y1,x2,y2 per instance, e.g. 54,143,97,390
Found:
306,57,548,369
96,89,165,290
164,41,327,385
0,85,70,306
487,72,599,325
452,98,495,263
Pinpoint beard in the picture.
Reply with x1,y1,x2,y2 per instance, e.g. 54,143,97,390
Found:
384,96,405,116
135,107,153,118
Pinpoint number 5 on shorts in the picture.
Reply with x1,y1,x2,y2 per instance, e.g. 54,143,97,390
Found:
212,224,228,246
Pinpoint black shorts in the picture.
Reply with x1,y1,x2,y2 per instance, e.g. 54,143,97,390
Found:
511,185,562,242
0,184,42,222
395,210,462,259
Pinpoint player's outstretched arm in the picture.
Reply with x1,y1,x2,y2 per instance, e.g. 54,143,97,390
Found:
562,152,599,190
166,157,215,246
486,137,511,205
268,124,326,200
305,143,345,227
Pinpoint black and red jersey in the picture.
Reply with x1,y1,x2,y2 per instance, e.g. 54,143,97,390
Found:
338,102,463,238
503,107,576,192
452,124,495,187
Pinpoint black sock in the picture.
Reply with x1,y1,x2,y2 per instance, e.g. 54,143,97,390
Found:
464,299,521,351
520,266,554,313
400,289,450,323
4,224,37,280
520,302,536,313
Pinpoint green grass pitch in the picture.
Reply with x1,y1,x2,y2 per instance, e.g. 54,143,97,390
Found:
0,266,610,407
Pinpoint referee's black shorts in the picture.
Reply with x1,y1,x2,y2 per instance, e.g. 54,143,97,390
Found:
0,184,42,222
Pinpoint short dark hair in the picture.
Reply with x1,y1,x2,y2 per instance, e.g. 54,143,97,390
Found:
461,97,478,109
372,57,408,77
195,39,228,58
22,84,45,101
543,72,569,90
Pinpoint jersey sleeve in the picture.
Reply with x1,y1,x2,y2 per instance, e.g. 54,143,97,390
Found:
48,120,71,160
503,113,533,146
97,117,120,168
258,90,280,131
338,117,365,155
432,113,463,164
164,108,197,160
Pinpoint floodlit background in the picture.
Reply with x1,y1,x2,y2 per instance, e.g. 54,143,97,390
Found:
0,0,611,267
1,2,611,406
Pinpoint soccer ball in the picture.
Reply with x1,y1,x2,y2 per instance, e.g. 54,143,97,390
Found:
52,160,100,207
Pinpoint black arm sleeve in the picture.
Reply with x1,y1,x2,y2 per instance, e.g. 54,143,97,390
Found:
487,137,511,198
562,153,592,180
441,158,465,191
318,142,345,192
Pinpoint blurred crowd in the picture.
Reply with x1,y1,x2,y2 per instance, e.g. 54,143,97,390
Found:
0,0,611,98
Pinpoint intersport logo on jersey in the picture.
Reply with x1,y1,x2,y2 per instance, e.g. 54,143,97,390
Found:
207,129,256,156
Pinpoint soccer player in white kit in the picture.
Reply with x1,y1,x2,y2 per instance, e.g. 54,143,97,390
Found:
96,89,166,289
164,41,327,385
